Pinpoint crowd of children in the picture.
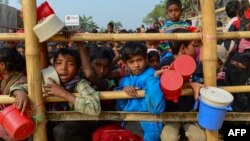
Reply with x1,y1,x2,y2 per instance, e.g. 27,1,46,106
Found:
1,0,250,141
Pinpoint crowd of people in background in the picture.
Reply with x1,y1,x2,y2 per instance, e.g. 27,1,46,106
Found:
1,0,250,141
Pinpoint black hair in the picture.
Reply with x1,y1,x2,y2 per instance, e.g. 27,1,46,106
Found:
84,42,98,55
16,42,25,50
90,46,115,64
53,48,81,68
146,28,159,33
148,50,160,60
0,48,25,72
47,42,56,47
108,22,114,29
92,28,98,33
166,0,182,9
119,29,128,33
120,42,147,61
169,28,191,55
48,49,57,60
226,1,240,18
185,20,192,25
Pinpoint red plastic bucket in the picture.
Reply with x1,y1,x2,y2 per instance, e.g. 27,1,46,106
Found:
170,55,196,81
160,70,183,103
37,1,55,21
0,105,35,140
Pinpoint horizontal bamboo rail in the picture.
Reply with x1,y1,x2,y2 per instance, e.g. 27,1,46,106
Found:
46,111,250,122
1,31,250,41
0,33,25,41
1,85,250,104
0,90,145,104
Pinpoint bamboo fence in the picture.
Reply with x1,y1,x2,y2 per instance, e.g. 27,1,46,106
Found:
2,31,250,41
0,0,249,141
22,0,47,140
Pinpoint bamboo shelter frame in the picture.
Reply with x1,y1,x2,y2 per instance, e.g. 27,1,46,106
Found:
0,0,249,141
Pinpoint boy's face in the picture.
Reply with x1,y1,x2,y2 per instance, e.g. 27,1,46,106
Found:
125,55,147,75
146,41,160,49
167,4,182,22
91,58,111,78
148,56,160,70
183,41,197,58
107,25,113,33
54,54,79,83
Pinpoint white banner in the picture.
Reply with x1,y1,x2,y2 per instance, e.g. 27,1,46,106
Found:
64,15,80,26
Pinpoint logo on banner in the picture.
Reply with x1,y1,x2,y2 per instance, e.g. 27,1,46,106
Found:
64,15,79,26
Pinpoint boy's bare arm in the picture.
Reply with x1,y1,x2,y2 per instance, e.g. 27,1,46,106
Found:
183,82,204,100
40,42,50,69
76,42,109,90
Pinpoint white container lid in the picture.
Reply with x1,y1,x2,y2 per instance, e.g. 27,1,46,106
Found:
33,14,64,43
200,87,234,108
41,66,60,85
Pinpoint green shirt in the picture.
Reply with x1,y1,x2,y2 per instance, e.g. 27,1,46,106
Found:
10,79,101,116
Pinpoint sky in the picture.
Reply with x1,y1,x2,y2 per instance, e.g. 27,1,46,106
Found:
8,0,161,30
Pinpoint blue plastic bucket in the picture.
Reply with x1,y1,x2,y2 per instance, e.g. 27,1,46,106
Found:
197,99,232,130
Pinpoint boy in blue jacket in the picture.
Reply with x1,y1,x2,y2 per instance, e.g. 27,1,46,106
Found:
92,42,165,141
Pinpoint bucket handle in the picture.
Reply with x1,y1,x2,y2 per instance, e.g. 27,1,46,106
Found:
193,99,199,111
225,105,233,111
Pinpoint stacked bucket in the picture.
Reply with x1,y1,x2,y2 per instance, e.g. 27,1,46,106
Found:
160,55,196,102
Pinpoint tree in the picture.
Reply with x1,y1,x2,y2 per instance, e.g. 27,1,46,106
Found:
142,3,165,25
79,15,98,32
0,0,9,5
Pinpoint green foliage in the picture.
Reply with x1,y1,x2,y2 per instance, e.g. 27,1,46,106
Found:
0,0,9,5
142,3,165,25
79,15,98,32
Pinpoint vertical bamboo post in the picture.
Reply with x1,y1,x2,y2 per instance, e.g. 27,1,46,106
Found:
22,0,47,141
200,0,218,141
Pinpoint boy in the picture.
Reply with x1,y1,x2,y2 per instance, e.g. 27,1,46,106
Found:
145,28,160,49
160,0,190,52
92,42,165,141
159,28,206,141
0,48,29,141
15,48,101,141
221,0,241,53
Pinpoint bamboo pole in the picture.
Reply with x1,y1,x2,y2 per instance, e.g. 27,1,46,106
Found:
200,0,218,141
0,91,145,104
22,0,47,141
2,85,250,104
45,31,250,40
0,33,25,41
45,91,146,102
46,111,250,122
2,31,250,41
